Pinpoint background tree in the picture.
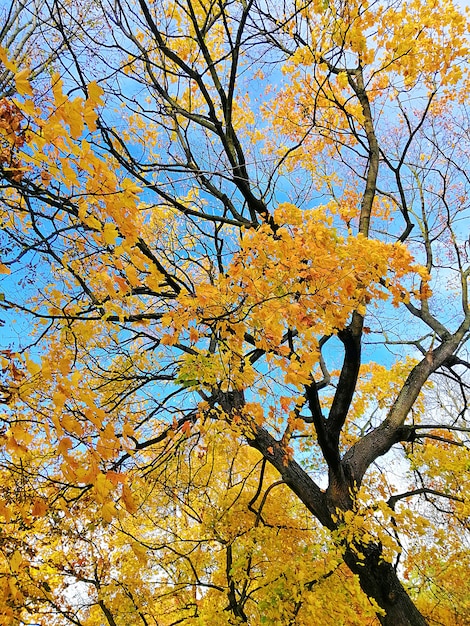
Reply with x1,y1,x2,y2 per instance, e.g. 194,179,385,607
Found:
0,0,469,624
0,0,71,97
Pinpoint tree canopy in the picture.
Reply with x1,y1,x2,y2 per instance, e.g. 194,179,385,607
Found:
0,0,469,624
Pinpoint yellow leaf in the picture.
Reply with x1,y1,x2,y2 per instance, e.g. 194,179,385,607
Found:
189,327,199,342
122,178,142,195
0,499,11,522
131,541,147,563
41,170,53,186
10,424,33,446
0,263,11,274
64,101,85,138
103,222,119,245
84,215,102,230
0,47,17,72
337,71,349,89
83,103,98,131
10,550,22,573
122,421,135,439
61,413,83,436
15,69,33,96
53,390,67,409
160,333,178,345
60,158,79,188
70,370,81,386
95,472,114,500
9,577,21,600
101,501,117,522
14,97,37,116
87,80,105,106
106,471,125,486
52,73,65,107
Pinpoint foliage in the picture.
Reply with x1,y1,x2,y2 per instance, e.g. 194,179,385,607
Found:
0,0,469,624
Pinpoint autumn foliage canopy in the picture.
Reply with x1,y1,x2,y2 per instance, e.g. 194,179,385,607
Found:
0,0,469,624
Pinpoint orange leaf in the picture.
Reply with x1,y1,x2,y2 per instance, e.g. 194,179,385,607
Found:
181,420,191,436
121,484,138,514
58,437,73,455
32,499,48,517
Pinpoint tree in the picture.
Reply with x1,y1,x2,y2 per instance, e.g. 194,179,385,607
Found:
0,0,70,98
0,0,469,624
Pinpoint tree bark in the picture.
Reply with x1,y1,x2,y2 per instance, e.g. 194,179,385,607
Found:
248,426,429,625
343,543,428,626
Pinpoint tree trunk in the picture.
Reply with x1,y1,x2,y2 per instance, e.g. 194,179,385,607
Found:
248,427,428,624
343,543,428,626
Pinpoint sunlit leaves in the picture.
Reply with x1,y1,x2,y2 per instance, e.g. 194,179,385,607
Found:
0,0,469,624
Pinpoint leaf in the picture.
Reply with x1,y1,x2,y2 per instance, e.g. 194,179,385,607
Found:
61,413,83,436
94,472,115,500
14,69,33,97
32,499,48,517
189,327,199,342
0,47,17,72
336,71,349,89
101,501,117,522
64,101,85,138
121,484,138,514
131,541,147,563
181,420,191,436
10,550,22,573
58,437,73,455
103,222,119,245
121,178,142,195
0,499,11,522
41,170,53,186
87,80,105,106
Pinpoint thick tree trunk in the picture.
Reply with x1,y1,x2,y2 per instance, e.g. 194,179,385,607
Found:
343,543,428,626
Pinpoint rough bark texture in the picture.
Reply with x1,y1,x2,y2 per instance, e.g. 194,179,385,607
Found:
344,545,428,626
